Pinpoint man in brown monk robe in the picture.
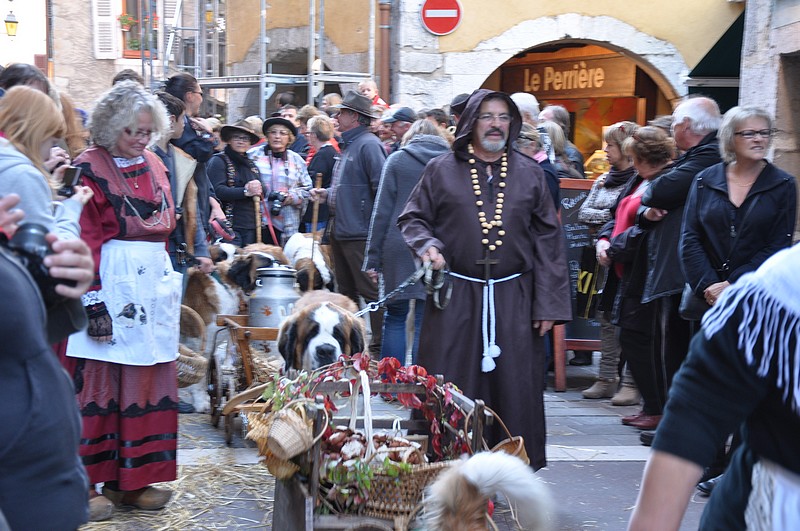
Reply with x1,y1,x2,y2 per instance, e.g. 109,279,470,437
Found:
398,89,571,469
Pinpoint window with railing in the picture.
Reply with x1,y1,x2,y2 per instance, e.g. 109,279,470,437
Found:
120,0,158,59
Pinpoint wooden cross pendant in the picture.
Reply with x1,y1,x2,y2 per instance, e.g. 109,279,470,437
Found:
476,250,499,281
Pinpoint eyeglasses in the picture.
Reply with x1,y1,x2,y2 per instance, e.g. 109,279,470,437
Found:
124,128,154,140
734,129,775,139
267,129,290,137
477,113,512,124
230,134,252,142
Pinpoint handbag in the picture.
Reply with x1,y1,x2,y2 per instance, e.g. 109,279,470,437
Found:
679,283,710,321
576,244,601,319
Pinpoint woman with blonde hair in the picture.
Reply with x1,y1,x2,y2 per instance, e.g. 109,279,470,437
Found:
0,85,92,239
578,121,640,403
540,120,584,179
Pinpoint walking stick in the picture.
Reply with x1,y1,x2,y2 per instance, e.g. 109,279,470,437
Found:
308,173,323,291
253,195,262,244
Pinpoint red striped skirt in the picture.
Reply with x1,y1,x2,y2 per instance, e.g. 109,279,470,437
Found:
66,356,178,490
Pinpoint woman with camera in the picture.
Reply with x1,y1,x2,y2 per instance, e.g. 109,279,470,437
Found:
63,81,182,521
0,85,93,239
206,119,263,247
248,116,312,245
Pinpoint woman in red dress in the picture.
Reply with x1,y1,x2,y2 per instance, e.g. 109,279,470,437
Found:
66,80,181,520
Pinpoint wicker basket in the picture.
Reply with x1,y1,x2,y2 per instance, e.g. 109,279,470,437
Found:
364,460,454,520
464,406,529,465
177,344,209,388
177,305,208,388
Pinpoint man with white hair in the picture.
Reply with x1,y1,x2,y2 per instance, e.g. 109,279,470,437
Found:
634,96,723,448
511,92,554,164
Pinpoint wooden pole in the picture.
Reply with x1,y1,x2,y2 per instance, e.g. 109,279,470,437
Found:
307,173,323,291
254,195,262,244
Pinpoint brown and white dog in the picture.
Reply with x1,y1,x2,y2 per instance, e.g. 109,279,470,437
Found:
282,232,334,292
423,452,553,530
277,291,365,371
224,243,289,295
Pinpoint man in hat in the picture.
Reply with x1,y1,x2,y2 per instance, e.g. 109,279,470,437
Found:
398,89,571,469
247,116,311,245
382,106,417,153
310,90,387,356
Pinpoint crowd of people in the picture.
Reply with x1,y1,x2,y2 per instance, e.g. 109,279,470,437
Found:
0,59,797,530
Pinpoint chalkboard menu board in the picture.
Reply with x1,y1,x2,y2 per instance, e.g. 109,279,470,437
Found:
559,178,600,341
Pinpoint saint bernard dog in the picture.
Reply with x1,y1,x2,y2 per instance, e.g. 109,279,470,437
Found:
277,292,365,371
282,232,334,292
224,243,289,295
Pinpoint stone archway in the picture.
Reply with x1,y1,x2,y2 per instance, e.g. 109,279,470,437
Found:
397,14,689,109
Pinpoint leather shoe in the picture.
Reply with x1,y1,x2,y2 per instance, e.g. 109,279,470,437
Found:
628,414,662,430
103,486,172,510
697,473,723,497
639,430,655,447
621,410,644,425
89,494,114,521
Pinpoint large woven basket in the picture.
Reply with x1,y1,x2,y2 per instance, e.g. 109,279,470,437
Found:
364,460,454,520
177,305,208,388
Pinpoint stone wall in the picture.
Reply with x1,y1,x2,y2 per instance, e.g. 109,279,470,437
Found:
393,5,689,111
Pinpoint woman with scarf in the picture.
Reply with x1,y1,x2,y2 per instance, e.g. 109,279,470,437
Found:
596,126,676,432
207,120,263,247
63,81,182,520
578,121,640,405
248,117,311,245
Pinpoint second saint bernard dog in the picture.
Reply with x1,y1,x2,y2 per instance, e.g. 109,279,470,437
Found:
277,291,365,371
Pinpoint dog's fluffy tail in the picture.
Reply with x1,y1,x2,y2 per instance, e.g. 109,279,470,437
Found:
424,452,553,530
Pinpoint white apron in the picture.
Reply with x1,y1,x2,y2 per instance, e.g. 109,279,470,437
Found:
66,240,182,366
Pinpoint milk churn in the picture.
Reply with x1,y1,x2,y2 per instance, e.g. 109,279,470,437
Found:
248,265,299,328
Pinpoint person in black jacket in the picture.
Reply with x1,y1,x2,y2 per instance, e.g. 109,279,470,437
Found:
303,114,336,232
207,121,263,247
164,73,226,236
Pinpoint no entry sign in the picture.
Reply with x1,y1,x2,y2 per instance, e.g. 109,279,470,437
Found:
420,0,462,36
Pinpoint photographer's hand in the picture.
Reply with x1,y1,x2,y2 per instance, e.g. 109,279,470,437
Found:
67,186,94,206
0,194,24,236
43,235,94,299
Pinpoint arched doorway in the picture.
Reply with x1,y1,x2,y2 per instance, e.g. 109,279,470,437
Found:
484,42,675,167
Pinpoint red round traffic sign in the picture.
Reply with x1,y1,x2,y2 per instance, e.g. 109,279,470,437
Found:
420,0,462,36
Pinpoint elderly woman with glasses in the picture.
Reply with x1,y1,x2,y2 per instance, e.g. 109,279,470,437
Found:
680,106,796,311
65,80,182,521
207,120,263,247
247,116,311,245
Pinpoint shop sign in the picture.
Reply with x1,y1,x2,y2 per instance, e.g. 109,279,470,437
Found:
502,56,636,98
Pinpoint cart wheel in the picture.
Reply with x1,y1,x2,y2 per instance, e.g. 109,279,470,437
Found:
208,356,223,428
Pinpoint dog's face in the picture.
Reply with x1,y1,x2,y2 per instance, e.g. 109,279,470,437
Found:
278,302,366,371
226,249,287,295
294,258,334,292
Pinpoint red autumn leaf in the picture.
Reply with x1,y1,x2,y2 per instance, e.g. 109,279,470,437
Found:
397,393,423,409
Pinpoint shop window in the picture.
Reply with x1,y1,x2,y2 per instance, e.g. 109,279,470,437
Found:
120,0,158,59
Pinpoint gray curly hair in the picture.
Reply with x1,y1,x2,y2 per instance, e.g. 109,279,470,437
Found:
89,80,169,150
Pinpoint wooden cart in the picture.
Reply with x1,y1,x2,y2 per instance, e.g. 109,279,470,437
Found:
207,314,280,445
271,380,493,531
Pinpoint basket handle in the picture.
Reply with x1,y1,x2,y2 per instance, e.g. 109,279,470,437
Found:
180,304,208,354
347,370,375,461
463,405,514,453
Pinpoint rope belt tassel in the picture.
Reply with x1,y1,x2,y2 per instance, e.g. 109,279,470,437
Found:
449,271,521,372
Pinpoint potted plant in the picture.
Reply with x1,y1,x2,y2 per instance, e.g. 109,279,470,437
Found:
143,14,159,29
127,38,141,51
118,13,137,31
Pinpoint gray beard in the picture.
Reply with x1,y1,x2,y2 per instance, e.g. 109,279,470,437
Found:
479,136,507,153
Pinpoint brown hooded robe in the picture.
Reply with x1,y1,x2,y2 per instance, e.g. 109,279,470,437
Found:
398,89,571,469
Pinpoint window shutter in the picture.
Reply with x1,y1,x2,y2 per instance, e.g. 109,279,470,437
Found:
163,0,178,22
92,0,116,59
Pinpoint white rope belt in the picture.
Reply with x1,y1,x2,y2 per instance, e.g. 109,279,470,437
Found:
448,271,522,373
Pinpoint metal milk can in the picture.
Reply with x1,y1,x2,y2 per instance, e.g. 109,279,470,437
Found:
248,265,299,328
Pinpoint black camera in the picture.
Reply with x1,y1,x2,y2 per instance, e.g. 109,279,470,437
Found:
58,166,82,198
5,223,76,307
267,191,287,217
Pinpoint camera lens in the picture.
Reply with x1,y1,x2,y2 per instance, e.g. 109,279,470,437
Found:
8,223,51,259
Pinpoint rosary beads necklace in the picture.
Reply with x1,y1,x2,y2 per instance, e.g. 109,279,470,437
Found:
468,143,507,251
